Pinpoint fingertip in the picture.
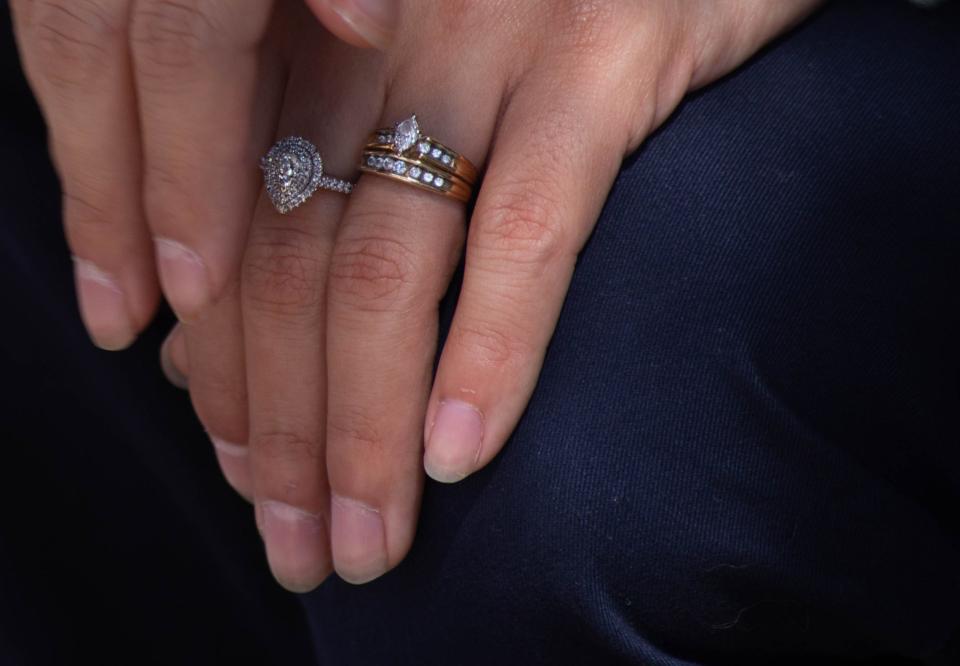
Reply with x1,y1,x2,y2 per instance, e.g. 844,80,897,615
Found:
72,257,138,351
305,0,396,51
423,399,484,483
211,437,253,502
154,238,213,322
256,500,332,592
330,494,389,584
160,326,189,389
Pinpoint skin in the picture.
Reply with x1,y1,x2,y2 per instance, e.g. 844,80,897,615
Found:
11,0,823,592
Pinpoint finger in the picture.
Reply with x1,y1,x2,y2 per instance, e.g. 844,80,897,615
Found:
160,323,188,388
303,0,396,51
325,86,501,582
129,0,274,320
12,0,159,350
129,0,280,508
242,44,383,591
423,69,632,482
184,284,253,502
159,305,255,503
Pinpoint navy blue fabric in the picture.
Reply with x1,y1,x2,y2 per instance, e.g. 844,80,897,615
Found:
1,1,959,664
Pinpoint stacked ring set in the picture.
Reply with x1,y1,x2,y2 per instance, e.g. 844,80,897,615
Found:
260,115,477,214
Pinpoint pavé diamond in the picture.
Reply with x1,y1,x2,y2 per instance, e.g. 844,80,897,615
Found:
431,148,442,159
418,141,431,154
383,157,395,170
408,166,422,179
393,161,407,175
392,115,420,155
422,172,434,183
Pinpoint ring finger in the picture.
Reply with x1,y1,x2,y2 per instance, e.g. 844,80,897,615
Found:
324,79,502,583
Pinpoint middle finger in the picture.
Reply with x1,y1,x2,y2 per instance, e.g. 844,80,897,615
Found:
241,43,383,592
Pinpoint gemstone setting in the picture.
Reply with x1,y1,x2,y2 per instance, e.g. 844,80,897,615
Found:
261,137,323,214
392,115,421,155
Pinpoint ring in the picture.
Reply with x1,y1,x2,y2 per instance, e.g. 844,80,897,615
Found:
261,137,353,214
360,115,477,202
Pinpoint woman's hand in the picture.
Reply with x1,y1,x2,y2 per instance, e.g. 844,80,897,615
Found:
15,0,822,592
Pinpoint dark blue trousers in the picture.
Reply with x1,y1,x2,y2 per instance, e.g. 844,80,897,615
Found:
1,2,958,664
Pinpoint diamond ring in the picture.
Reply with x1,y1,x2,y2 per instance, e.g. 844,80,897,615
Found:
261,137,353,214
360,115,477,202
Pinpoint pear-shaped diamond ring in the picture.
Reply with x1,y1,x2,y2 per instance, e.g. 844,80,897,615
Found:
261,137,353,214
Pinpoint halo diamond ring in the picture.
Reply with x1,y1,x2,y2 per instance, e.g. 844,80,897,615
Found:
261,136,353,214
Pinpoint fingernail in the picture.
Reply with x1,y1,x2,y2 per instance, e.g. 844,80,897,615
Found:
330,0,396,49
424,400,485,483
330,494,388,584
72,258,136,351
210,437,252,501
154,238,211,320
257,500,330,593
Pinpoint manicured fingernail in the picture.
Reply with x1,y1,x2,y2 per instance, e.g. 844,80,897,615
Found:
72,257,136,351
160,329,188,389
257,500,330,593
330,494,387,584
154,238,210,320
329,0,396,49
210,437,252,501
424,399,484,483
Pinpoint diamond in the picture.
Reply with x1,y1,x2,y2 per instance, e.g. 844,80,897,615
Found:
383,157,395,170
392,115,420,155
393,160,407,175
431,147,442,159
418,141,431,154
408,166,422,179
374,156,385,169
366,155,376,167
441,154,452,165
434,176,445,188
261,136,323,214
377,134,388,144
422,172,434,183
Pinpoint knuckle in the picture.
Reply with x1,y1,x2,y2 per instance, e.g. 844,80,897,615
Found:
130,0,270,80
253,429,322,466
243,229,326,317
474,183,570,275
327,408,385,456
130,0,218,76
189,379,247,445
30,0,123,91
552,0,623,55
140,159,198,231
60,178,115,244
452,318,533,371
328,231,419,311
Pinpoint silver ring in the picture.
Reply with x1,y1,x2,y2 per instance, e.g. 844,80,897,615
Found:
260,136,353,214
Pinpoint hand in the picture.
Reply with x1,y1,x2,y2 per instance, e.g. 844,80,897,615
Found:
11,0,383,588
200,0,821,590
16,0,822,592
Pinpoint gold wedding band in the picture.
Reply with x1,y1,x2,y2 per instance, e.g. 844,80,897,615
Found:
359,115,477,202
